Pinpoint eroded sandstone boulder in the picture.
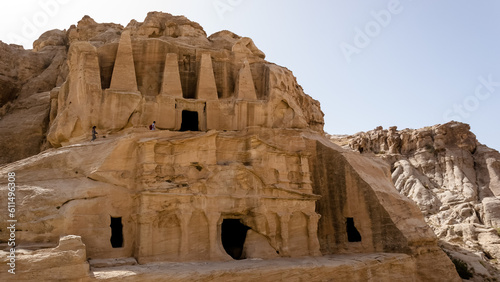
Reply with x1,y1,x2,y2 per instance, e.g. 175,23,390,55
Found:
0,235,89,281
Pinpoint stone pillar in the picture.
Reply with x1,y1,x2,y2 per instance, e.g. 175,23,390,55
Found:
100,29,141,130
136,212,154,262
206,211,223,260
306,212,322,256
235,59,257,100
300,156,313,192
278,212,291,256
236,101,248,130
156,96,177,130
196,53,218,100
176,209,192,260
160,53,183,97
109,30,138,92
206,100,220,130
138,141,157,186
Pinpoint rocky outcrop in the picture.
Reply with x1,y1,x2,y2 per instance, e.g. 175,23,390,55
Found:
0,235,89,281
67,15,123,47
331,121,500,280
0,39,68,165
0,12,461,281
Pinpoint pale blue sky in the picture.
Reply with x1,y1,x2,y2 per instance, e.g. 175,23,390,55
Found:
1,0,499,150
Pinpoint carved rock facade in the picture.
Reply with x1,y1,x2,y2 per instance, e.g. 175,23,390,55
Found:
0,12,460,281
47,13,323,146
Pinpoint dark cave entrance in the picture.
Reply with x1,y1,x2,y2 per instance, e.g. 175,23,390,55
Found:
110,217,124,248
221,219,250,260
346,217,362,242
180,110,199,131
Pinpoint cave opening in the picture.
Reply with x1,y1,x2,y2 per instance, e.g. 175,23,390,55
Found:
180,110,199,131
110,217,124,248
346,217,362,242
221,219,250,260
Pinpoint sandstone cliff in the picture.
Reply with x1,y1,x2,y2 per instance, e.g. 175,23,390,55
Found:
331,121,500,280
0,12,460,281
0,37,67,164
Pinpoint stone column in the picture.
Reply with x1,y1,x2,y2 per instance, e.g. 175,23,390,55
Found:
138,141,157,186
160,53,183,97
206,211,222,260
278,212,291,256
300,156,313,191
176,209,192,260
306,212,322,256
236,101,248,130
196,53,218,100
109,30,138,92
136,212,155,263
235,59,257,100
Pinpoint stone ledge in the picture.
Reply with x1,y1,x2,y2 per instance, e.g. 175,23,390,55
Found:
89,257,138,268
91,253,415,281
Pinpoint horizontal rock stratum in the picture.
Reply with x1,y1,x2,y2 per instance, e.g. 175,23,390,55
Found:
0,12,460,281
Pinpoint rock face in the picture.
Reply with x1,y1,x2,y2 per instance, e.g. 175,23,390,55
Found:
0,38,67,165
0,12,460,281
331,121,500,280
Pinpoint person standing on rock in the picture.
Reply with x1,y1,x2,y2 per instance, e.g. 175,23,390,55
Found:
91,126,98,142
150,121,156,131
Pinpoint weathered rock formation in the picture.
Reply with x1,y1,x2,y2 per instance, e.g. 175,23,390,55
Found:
0,37,67,164
0,12,460,281
331,121,500,280
0,235,90,280
46,12,323,147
